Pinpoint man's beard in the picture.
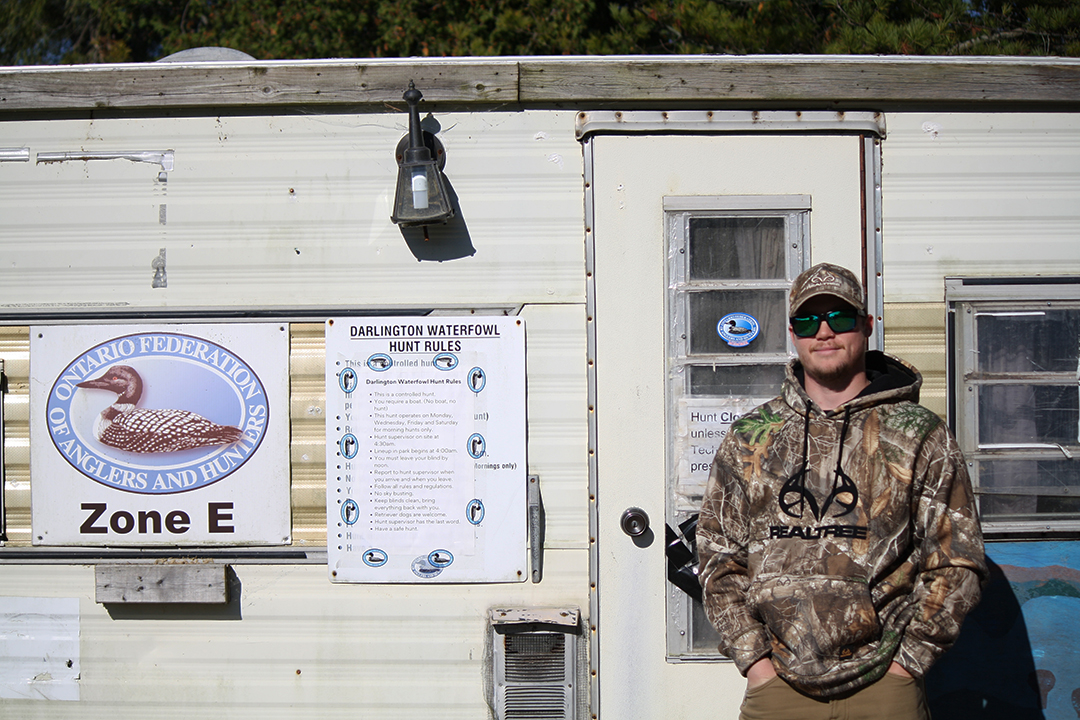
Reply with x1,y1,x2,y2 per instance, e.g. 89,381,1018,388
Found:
805,352,863,388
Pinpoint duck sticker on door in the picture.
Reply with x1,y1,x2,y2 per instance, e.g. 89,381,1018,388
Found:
717,312,760,348
29,323,291,546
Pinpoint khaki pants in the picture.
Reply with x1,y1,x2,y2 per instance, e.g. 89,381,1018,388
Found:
739,672,930,720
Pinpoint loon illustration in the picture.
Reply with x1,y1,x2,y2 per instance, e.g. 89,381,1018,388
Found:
76,365,244,453
725,319,753,335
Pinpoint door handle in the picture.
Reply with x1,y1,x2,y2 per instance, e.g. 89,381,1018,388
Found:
620,507,650,537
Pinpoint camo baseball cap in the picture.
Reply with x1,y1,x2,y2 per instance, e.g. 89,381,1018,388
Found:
789,263,866,315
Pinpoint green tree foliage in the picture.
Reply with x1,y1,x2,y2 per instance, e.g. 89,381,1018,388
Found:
373,0,595,56
2,0,1077,65
823,0,1080,55
169,0,372,60
584,0,828,54
0,0,374,63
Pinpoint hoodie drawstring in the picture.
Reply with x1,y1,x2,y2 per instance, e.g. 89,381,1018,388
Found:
824,407,859,518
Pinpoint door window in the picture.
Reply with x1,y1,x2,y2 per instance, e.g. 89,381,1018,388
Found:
665,196,808,658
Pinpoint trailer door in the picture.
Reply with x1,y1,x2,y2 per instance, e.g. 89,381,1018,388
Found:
583,114,882,719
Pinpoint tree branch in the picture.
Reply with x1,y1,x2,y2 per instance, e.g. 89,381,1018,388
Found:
949,27,1027,54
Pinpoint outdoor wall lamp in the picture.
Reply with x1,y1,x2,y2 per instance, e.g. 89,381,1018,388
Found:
390,81,454,227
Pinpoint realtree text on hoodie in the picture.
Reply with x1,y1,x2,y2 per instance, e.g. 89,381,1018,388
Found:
697,351,987,699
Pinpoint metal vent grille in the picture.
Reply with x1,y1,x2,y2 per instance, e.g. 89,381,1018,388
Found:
493,618,578,720
504,686,570,719
505,633,567,683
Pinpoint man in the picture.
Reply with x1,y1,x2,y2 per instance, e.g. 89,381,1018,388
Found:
697,263,986,720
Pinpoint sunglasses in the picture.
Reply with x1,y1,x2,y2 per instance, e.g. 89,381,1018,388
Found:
789,310,863,338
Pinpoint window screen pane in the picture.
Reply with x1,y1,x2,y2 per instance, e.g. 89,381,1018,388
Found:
688,217,786,281
688,290,788,355
978,385,1080,445
976,309,1080,373
689,364,785,397
976,458,1080,522
690,602,724,652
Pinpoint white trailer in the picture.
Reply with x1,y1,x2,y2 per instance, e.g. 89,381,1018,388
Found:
1,55,1079,719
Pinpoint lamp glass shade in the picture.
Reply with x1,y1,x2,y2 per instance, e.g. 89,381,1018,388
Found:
391,158,453,226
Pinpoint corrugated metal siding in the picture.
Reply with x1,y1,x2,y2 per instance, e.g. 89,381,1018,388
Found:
0,326,29,544
519,304,589,549
878,113,1080,419
289,323,331,546
881,303,947,419
881,112,1080,303
1,556,588,719
0,111,584,310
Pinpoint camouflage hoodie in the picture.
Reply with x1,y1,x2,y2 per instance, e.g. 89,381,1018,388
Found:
697,351,987,698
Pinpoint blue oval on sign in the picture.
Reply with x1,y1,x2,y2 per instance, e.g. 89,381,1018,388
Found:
433,353,458,371
339,433,358,459
46,332,268,495
468,367,486,393
467,433,486,459
363,548,388,567
428,549,454,568
467,499,485,525
367,354,393,372
339,367,357,393
341,499,359,525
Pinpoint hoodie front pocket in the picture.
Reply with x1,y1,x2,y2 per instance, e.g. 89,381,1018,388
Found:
751,576,881,665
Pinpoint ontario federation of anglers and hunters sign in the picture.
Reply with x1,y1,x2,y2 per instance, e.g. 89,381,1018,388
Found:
30,324,290,546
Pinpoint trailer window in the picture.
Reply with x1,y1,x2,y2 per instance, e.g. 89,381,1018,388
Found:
664,196,808,658
947,278,1080,535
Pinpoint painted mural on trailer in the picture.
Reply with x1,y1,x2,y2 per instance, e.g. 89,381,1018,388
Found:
927,541,1080,720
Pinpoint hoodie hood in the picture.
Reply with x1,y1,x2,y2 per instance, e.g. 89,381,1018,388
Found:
783,350,922,417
